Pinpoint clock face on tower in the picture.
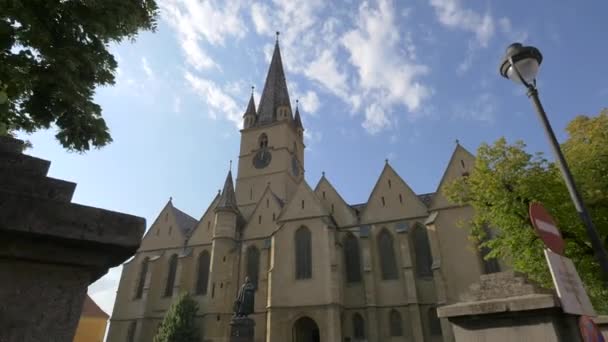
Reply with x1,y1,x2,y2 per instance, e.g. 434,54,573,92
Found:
253,149,272,169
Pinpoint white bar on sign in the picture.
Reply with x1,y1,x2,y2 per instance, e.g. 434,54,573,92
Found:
535,219,560,236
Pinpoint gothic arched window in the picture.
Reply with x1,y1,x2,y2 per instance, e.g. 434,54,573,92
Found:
134,257,149,299
164,254,178,297
126,320,137,342
378,229,398,280
295,226,312,279
259,133,268,148
413,223,433,278
246,246,260,289
389,309,403,336
353,313,365,339
196,251,210,295
343,233,362,283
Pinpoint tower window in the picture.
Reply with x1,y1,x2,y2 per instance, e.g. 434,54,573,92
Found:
250,187,253,200
168,226,172,235
322,191,326,199
301,200,305,209
259,133,268,148
331,203,334,213
381,196,386,207
399,194,403,204
272,213,276,221
388,179,392,188
266,198,269,208
461,159,465,168
258,215,262,224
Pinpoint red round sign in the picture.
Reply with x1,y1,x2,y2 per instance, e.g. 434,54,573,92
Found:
529,202,565,255
579,316,606,342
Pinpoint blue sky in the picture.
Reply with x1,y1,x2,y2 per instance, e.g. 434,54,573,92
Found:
17,0,608,316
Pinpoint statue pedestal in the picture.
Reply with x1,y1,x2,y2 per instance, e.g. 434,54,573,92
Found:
230,317,255,342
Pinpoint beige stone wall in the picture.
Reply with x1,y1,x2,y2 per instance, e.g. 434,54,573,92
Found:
107,124,493,342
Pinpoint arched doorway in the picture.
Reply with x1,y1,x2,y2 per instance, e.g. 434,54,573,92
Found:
293,316,320,342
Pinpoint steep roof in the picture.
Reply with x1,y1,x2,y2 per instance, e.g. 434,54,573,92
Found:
170,205,198,236
243,92,256,118
294,105,303,130
216,170,239,212
81,294,109,319
257,39,291,125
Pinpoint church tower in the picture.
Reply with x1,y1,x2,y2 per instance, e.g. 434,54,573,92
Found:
235,35,305,218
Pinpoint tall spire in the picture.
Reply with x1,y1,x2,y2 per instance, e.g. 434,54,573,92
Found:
216,169,238,212
257,33,292,125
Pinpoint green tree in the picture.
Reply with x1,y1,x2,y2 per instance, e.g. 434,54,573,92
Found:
445,109,608,313
0,0,158,151
154,292,200,342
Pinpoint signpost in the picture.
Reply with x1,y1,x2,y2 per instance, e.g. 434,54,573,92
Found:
529,202,565,255
529,203,597,317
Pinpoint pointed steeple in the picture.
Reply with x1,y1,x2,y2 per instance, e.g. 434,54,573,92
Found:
294,99,304,131
216,169,238,212
257,32,292,125
243,89,256,118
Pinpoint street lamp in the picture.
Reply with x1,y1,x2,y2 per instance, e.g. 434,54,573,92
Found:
499,42,608,281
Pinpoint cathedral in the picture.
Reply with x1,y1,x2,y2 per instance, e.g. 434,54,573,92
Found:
107,38,501,342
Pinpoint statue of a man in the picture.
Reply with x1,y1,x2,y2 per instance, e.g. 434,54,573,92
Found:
233,277,255,317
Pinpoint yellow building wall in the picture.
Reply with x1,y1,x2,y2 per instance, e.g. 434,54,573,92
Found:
73,316,107,342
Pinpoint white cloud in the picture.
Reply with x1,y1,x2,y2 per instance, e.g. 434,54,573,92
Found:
363,103,391,134
160,0,247,70
141,57,154,79
185,72,242,127
299,91,320,114
342,0,431,133
251,3,272,34
305,50,352,105
429,0,495,47
454,92,497,123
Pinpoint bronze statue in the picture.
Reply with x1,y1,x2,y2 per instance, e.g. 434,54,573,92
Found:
233,277,255,317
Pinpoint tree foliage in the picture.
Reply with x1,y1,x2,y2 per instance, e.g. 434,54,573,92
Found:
154,292,200,342
445,109,608,313
0,0,158,151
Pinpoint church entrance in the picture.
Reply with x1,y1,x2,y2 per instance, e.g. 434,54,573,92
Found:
292,317,320,342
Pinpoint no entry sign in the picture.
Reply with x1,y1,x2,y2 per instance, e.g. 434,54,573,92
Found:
529,202,565,255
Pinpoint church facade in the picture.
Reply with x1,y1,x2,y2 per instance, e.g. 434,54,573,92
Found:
107,39,500,342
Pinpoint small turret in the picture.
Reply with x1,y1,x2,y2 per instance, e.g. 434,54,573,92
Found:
243,87,257,129
293,100,304,137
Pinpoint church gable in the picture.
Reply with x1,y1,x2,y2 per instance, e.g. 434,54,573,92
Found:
430,143,475,209
188,193,221,245
243,185,283,239
314,175,357,227
361,163,428,223
278,180,328,222
139,200,190,251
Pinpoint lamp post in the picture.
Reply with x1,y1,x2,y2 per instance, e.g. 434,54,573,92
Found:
499,42,608,281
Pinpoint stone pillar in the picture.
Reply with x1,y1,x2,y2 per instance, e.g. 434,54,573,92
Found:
437,271,582,342
0,137,145,342
230,316,255,342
